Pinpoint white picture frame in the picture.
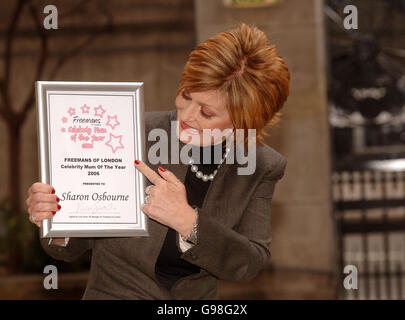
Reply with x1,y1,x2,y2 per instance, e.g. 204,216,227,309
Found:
35,81,148,238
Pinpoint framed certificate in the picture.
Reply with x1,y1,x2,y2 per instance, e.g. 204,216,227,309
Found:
35,81,148,238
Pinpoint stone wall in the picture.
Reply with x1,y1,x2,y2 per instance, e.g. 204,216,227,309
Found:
0,0,195,206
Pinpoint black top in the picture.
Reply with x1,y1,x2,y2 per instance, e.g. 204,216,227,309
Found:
154,139,228,291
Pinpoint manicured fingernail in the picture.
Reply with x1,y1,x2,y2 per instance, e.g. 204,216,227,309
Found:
56,197,60,202
51,188,55,194
159,166,166,172
57,204,61,210
135,160,140,165
52,211,56,215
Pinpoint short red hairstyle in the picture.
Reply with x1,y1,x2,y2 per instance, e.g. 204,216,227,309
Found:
177,23,290,147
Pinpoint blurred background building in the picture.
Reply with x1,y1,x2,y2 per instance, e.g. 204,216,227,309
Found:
0,0,404,299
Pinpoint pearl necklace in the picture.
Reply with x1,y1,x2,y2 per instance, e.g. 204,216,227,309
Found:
188,146,231,182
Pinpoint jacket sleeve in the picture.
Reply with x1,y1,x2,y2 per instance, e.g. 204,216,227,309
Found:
179,156,287,282
39,235,95,262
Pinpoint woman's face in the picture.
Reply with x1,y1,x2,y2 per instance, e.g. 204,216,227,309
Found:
175,89,234,146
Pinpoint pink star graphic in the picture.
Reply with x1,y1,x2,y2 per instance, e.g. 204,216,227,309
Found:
105,133,124,153
94,105,106,118
106,115,120,130
61,117,68,123
61,127,66,133
67,107,75,116
81,104,90,114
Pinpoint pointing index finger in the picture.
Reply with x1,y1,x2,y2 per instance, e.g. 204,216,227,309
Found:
134,160,164,185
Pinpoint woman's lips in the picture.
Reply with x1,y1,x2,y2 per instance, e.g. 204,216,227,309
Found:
180,120,201,135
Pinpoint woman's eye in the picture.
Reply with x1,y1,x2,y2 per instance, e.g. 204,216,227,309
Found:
201,110,213,119
181,92,213,119
182,93,191,100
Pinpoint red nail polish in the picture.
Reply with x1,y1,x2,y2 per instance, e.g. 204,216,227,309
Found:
135,160,140,165
51,188,55,194
52,211,56,215
57,204,61,210
56,197,60,202
159,166,166,172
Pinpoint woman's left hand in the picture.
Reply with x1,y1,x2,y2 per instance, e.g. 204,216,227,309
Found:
134,160,196,237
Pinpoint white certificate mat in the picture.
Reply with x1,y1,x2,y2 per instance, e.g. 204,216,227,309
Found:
36,82,148,238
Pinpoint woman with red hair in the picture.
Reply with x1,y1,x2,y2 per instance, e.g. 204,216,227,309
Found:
26,23,290,299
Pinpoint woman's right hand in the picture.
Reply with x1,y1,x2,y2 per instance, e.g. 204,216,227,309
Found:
26,182,61,228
